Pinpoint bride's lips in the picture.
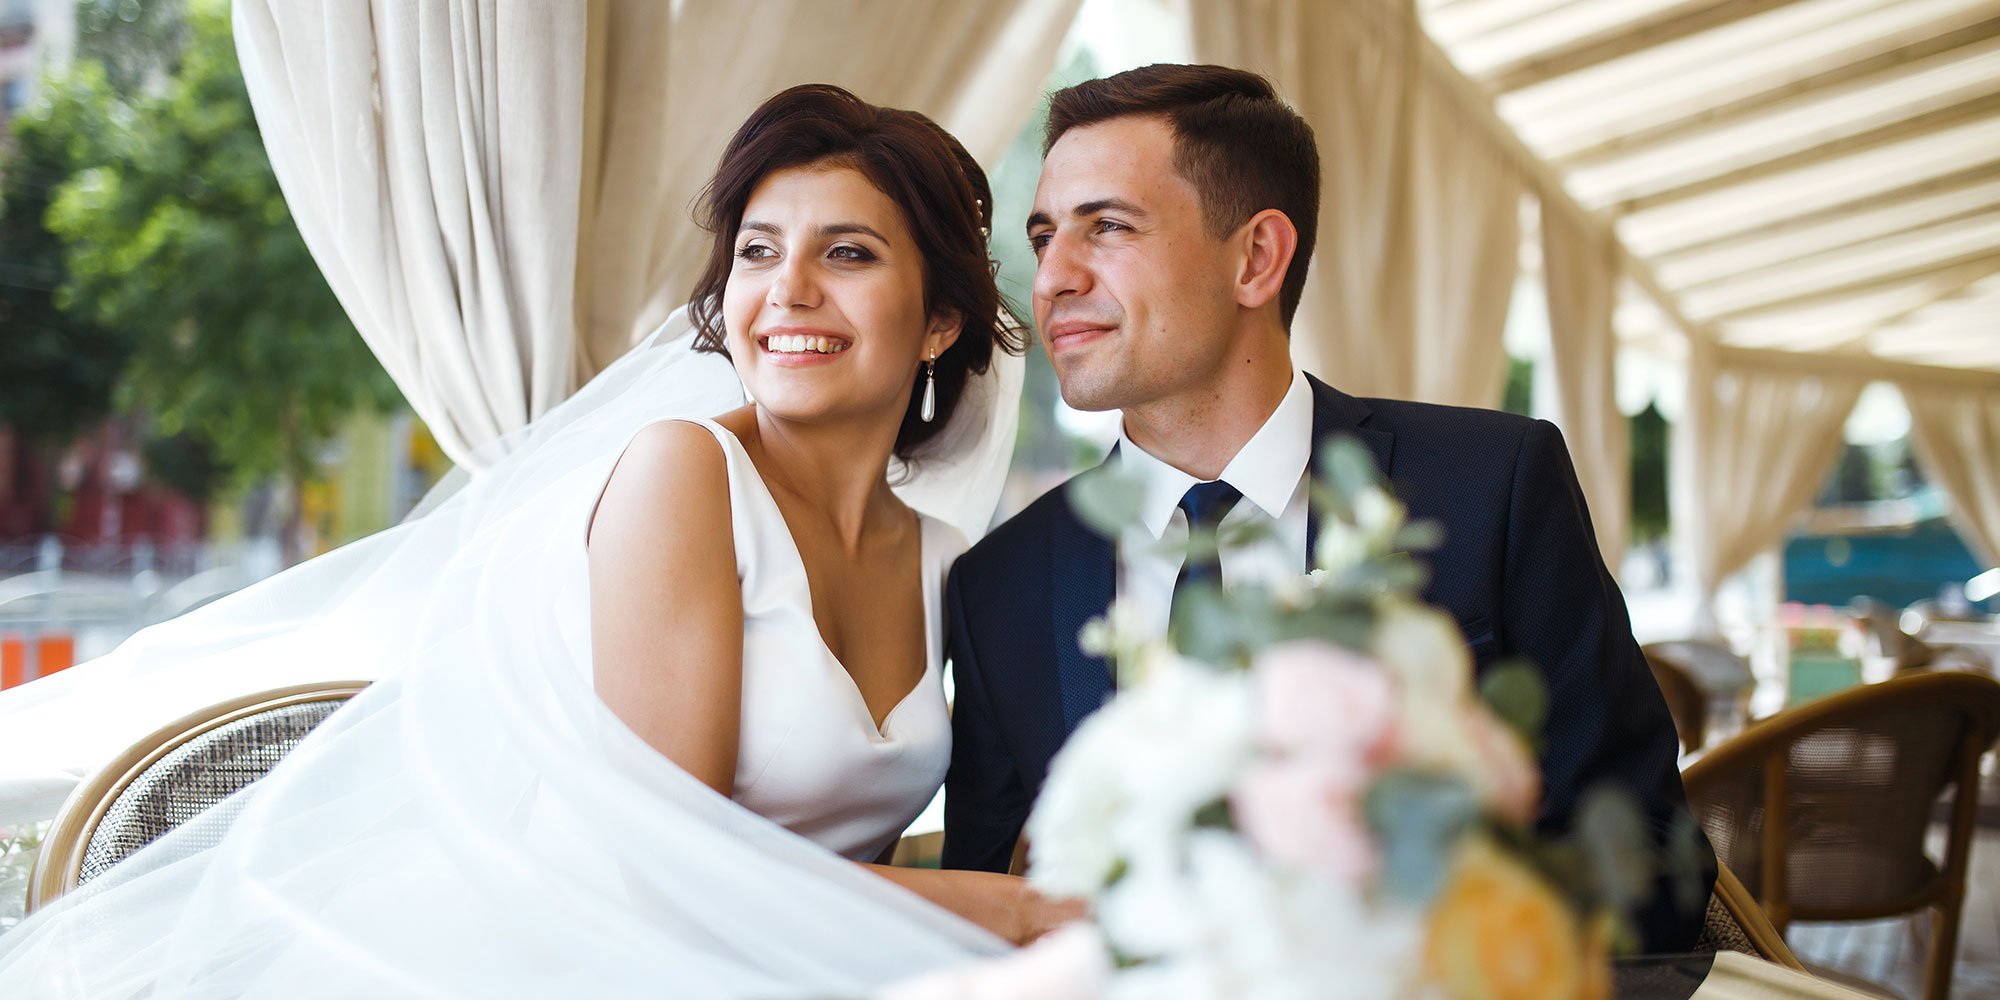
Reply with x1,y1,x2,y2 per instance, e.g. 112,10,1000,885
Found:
1044,320,1115,355
755,326,853,367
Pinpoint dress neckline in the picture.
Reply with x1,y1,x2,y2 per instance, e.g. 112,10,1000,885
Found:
682,417,934,740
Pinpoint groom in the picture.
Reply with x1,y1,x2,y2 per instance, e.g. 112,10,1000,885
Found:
940,64,1713,952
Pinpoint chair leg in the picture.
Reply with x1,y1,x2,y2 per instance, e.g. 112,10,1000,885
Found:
1922,901,1962,1000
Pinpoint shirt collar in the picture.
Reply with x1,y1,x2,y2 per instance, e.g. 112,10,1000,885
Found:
1116,368,1313,541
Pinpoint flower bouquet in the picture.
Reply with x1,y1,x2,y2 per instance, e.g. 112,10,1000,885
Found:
889,438,1693,1000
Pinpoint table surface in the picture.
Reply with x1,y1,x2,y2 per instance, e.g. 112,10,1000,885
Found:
1616,951,1889,1000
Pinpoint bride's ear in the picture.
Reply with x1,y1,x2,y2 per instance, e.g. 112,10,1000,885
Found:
924,308,964,360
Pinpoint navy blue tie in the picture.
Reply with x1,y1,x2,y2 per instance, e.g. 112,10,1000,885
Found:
1172,480,1243,614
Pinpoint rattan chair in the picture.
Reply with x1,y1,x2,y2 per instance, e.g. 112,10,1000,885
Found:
27,680,367,912
1646,649,1710,754
1681,670,2000,1000
1694,864,1806,970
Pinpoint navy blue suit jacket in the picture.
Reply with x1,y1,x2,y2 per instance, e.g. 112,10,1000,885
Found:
942,375,1714,952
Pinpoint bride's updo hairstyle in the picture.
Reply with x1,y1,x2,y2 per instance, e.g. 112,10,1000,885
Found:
689,84,1024,459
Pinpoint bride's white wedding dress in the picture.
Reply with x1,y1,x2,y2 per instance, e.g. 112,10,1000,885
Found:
0,312,1019,997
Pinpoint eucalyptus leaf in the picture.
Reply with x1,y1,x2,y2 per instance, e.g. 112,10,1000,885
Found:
1666,813,1712,916
1364,770,1482,904
1478,661,1549,748
1575,787,1656,913
1068,466,1148,540
1320,436,1383,505
1392,519,1445,552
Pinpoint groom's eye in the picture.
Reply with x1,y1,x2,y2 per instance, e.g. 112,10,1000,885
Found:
1028,233,1052,255
1094,219,1128,235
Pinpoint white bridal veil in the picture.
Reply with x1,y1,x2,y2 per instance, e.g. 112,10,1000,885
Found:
0,309,1021,996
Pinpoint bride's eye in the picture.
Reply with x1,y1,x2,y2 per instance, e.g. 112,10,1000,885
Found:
828,244,876,262
736,242,776,262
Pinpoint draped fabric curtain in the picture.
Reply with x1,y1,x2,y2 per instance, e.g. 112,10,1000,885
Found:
1675,342,1865,611
1541,203,1627,569
1899,382,2000,567
1187,0,1517,408
235,0,1081,469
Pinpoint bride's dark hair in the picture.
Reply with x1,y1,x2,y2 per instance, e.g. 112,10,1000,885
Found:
688,84,1025,459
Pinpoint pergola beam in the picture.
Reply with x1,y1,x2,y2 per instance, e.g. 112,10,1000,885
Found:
1643,161,2000,260
1669,208,2000,295
1552,17,2000,169
1606,90,2000,216
1702,248,2000,321
1482,0,1808,93
1716,344,2000,390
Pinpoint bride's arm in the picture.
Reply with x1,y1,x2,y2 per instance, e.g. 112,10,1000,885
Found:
587,422,744,796
857,864,1086,946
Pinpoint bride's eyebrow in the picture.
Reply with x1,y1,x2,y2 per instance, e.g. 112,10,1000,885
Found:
736,220,890,245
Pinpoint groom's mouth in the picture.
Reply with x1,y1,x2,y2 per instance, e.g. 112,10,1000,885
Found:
1044,321,1115,355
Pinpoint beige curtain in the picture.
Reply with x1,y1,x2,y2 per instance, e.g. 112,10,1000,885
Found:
1188,0,1517,408
1900,383,2000,567
236,0,1080,468
1675,342,1865,608
1541,203,1627,568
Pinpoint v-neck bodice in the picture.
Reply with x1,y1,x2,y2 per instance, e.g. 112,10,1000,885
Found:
663,417,957,862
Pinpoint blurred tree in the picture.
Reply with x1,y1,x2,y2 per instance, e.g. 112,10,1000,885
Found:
0,62,130,449
46,0,397,561
1501,356,1534,416
74,0,188,97
1629,402,1668,543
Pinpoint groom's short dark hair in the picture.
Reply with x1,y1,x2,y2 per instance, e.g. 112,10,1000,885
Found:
1044,64,1320,327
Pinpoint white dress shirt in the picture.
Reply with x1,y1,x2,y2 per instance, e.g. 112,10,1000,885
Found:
1114,369,1314,637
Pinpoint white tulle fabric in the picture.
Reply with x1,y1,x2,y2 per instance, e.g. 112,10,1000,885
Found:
0,308,1019,996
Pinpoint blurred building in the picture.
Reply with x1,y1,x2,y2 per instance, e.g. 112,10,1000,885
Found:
0,0,74,133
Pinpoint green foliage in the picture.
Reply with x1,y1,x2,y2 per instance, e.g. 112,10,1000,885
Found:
1478,660,1550,753
44,0,397,495
1629,402,1669,543
75,0,189,97
1365,770,1482,904
0,62,132,446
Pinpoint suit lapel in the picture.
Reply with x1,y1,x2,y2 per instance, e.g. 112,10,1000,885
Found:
1050,476,1117,738
1304,375,1394,560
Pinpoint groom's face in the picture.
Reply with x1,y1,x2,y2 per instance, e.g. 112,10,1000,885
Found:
1028,116,1240,413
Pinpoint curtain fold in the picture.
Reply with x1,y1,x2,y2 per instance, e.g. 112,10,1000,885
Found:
1899,383,2000,568
1675,341,1865,610
1188,0,1517,409
235,0,1081,468
1542,203,1627,569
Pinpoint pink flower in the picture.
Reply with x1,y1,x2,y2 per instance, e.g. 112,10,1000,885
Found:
1250,641,1399,767
1231,757,1376,882
877,923,1110,1000
1461,706,1541,827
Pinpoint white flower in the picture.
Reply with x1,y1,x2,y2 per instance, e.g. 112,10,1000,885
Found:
1098,833,1425,1000
1027,656,1254,899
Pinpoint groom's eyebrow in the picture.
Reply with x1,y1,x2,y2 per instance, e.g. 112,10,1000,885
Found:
1025,198,1151,232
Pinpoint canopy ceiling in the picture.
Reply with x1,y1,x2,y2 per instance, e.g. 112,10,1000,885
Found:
1419,0,2000,379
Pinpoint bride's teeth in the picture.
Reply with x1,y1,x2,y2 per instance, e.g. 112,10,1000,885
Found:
813,337,829,353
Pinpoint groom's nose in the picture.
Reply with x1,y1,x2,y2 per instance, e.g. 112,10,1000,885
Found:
1032,229,1091,306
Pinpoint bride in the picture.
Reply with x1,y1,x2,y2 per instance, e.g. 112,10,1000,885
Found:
0,84,1073,996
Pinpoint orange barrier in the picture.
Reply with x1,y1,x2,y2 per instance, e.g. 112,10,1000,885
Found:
1,633,21,689
36,634,75,677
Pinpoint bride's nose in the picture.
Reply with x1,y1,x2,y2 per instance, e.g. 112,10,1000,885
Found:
767,252,824,311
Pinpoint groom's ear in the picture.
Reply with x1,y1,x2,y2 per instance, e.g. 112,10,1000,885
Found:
925,307,965,358
1234,209,1299,314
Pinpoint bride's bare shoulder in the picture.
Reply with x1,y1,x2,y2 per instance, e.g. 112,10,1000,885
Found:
586,418,735,549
